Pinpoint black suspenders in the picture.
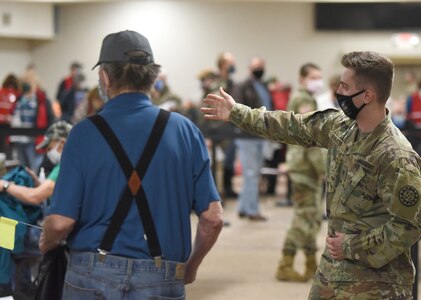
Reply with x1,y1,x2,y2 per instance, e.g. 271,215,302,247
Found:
88,109,170,267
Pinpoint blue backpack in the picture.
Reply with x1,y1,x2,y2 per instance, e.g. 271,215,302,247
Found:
0,166,42,254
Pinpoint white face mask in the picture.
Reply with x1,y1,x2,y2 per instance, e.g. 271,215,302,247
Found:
306,79,324,94
98,79,109,103
47,143,61,165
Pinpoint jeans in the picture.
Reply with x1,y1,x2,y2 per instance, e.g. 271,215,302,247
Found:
223,141,236,170
64,252,185,300
13,142,43,171
235,139,264,215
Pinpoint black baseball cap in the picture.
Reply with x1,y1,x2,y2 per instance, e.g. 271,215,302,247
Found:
92,30,154,70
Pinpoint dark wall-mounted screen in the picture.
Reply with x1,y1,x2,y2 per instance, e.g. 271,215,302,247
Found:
315,3,421,31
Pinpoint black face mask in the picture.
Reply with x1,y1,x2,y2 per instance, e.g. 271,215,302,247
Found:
336,90,366,120
228,65,236,74
22,82,32,94
252,69,264,80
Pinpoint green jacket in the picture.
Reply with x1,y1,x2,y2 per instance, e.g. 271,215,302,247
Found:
200,76,235,139
286,89,326,189
229,104,421,284
151,87,182,112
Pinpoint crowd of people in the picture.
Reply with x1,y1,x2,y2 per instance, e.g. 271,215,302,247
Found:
0,63,104,174
0,29,420,299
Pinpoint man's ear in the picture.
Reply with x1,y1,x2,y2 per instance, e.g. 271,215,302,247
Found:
363,88,375,104
99,68,110,89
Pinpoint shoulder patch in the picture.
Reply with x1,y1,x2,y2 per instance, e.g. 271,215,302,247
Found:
399,186,419,207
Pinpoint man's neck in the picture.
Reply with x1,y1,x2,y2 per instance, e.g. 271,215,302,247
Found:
356,103,387,133
109,88,147,99
299,85,312,95
219,70,229,80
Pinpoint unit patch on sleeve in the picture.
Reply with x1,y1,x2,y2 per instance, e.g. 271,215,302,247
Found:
399,186,419,207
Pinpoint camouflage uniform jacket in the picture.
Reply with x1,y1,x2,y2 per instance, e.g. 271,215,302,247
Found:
151,87,182,112
229,104,421,284
286,89,326,189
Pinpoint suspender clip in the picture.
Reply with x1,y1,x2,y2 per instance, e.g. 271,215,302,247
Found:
154,256,162,268
97,248,108,262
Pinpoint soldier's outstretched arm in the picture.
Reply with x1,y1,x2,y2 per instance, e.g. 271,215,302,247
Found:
202,87,337,148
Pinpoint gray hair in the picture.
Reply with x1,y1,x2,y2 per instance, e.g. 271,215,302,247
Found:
101,60,161,93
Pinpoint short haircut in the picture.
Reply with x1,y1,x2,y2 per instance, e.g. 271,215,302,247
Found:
341,51,394,103
299,63,320,78
101,61,161,92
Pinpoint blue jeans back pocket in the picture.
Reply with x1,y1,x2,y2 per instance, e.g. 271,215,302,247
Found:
63,280,105,300
149,295,185,300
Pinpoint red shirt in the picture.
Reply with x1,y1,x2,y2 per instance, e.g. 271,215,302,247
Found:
0,88,18,124
409,91,421,128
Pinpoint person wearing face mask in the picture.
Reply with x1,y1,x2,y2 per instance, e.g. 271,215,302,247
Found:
230,56,271,221
202,51,421,299
0,120,71,297
316,74,341,111
56,62,83,117
200,52,238,200
0,121,72,205
40,30,223,299
215,52,238,199
150,72,182,112
391,97,409,130
10,79,55,172
274,63,327,282
215,52,236,94
391,97,421,156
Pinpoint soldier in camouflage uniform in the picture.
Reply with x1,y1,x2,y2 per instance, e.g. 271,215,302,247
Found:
276,63,327,282
202,51,421,299
151,72,182,112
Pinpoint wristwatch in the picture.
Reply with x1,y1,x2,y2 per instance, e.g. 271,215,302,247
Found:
3,181,10,193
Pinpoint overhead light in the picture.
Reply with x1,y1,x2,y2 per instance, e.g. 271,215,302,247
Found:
392,33,420,49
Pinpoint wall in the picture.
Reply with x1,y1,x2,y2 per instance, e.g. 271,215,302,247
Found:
0,38,32,83
0,2,54,39
0,2,53,88
4,1,421,100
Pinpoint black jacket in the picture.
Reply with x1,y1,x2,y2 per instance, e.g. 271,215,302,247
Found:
232,78,271,139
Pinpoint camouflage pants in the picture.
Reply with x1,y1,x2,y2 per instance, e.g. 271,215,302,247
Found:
282,180,322,256
308,271,413,300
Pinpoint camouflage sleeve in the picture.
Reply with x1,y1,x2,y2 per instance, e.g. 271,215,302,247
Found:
229,103,338,148
343,155,421,268
306,147,327,176
288,91,316,113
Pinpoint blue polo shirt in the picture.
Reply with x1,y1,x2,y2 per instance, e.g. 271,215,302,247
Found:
47,93,220,262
